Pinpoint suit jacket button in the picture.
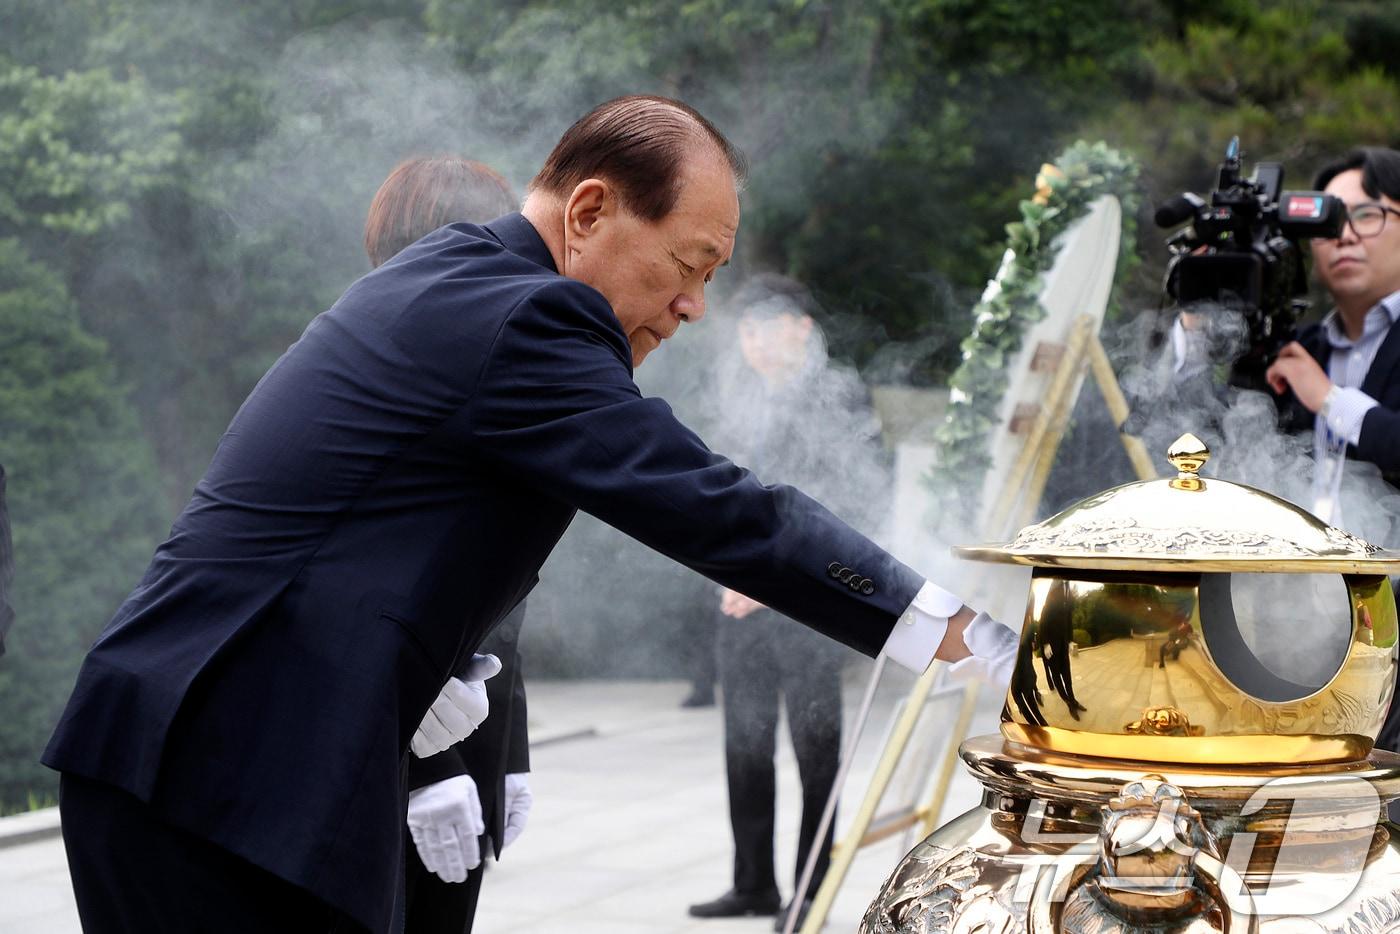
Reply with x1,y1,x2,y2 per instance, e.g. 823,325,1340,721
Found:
848,577,863,590
827,562,843,579
860,580,875,595
839,568,855,583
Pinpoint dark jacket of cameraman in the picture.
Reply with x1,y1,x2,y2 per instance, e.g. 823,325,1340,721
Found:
1277,295,1400,758
1277,294,1400,492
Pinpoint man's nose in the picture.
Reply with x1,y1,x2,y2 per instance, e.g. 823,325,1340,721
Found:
672,287,706,324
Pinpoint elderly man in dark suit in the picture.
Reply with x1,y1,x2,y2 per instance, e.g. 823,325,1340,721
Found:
43,95,1016,934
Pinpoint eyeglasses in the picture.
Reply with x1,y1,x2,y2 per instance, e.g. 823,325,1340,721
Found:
1339,202,1400,239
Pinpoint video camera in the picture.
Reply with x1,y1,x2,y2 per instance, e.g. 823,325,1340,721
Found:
1156,137,1346,385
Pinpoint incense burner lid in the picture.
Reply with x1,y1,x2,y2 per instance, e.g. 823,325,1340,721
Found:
955,434,1400,573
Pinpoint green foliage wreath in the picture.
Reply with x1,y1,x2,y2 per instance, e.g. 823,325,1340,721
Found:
928,141,1140,521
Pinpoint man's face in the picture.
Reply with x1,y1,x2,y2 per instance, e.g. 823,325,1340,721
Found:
1313,168,1400,313
738,311,814,381
563,153,739,366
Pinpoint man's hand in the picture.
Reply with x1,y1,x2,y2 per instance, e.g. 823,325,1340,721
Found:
719,588,764,619
501,772,533,849
1266,342,1332,412
934,606,977,662
411,654,502,758
934,606,1020,686
407,774,484,883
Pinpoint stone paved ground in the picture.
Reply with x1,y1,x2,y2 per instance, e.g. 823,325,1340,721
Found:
0,666,1000,933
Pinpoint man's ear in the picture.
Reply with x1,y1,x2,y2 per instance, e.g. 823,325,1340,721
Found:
564,179,610,241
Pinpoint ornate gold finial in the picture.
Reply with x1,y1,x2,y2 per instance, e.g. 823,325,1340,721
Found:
1166,434,1209,490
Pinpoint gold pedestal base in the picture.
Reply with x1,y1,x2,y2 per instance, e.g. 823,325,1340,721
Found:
861,735,1400,933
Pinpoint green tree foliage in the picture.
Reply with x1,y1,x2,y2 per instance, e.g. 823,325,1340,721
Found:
0,61,181,237
0,238,165,808
423,0,1158,378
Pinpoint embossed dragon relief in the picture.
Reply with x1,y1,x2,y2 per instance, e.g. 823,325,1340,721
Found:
1006,518,1379,558
1233,688,1368,734
861,846,1026,934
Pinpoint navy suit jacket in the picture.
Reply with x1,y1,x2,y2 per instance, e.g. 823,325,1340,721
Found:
43,214,924,932
1280,319,1400,489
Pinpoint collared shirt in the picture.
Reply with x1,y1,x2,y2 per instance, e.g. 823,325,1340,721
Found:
1311,289,1400,524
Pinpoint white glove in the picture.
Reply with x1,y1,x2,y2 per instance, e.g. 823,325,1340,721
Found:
501,772,533,849
948,612,1020,687
411,654,502,758
406,774,484,883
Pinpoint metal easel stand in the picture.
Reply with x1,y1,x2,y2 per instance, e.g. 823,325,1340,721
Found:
788,315,1155,934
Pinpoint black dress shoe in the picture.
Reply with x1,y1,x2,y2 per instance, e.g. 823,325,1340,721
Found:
774,897,816,931
688,888,782,918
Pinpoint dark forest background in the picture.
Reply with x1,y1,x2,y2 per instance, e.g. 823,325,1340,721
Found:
2,0,1398,809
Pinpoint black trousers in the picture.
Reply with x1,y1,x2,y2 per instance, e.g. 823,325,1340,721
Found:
717,610,841,901
59,772,361,933
685,610,718,694
403,836,485,933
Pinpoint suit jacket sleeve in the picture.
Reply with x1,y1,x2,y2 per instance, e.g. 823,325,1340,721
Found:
459,281,927,659
1285,324,1400,473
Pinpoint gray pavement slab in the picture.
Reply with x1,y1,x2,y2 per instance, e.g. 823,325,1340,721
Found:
0,667,1000,932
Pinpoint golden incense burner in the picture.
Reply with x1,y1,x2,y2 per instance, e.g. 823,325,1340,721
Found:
863,435,1400,933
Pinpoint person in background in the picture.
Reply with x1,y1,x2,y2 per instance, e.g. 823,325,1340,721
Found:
1264,146,1400,751
1265,147,1400,529
688,274,881,931
365,156,533,934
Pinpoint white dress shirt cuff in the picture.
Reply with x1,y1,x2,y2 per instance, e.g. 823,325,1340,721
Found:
1323,386,1378,447
881,581,964,673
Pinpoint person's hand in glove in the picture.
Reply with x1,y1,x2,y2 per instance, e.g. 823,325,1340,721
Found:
411,654,502,758
948,612,1021,687
406,774,484,883
501,772,533,849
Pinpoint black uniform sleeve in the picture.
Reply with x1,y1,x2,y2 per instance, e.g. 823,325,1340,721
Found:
504,659,529,775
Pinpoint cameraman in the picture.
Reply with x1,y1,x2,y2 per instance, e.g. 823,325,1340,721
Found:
1265,147,1400,528
1263,146,1400,751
